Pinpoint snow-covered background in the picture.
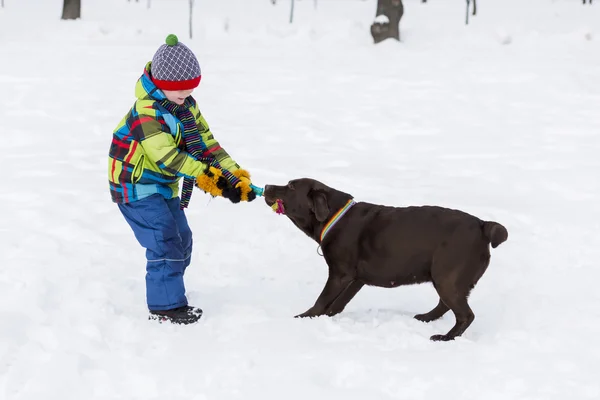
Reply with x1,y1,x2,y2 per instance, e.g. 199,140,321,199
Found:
1,0,600,398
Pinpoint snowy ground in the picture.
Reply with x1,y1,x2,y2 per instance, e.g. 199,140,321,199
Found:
1,0,600,399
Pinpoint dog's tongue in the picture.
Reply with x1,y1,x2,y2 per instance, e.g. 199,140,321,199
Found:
271,199,285,215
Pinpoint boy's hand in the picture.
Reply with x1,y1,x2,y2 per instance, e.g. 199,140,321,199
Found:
233,169,256,202
196,165,228,198
233,169,251,185
196,166,256,203
235,180,256,202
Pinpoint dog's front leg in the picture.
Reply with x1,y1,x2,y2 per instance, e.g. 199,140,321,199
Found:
295,274,353,318
325,280,364,317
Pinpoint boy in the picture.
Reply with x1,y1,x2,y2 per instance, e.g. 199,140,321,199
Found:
108,34,257,324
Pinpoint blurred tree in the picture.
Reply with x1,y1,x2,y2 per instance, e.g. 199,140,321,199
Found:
370,0,403,44
465,0,476,25
189,0,194,39
582,0,593,4
61,0,81,19
422,0,477,24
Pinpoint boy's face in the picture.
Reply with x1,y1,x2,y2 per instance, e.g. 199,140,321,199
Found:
163,89,194,105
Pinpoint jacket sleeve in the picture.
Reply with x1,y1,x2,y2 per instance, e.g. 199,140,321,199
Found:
132,102,207,178
192,104,240,172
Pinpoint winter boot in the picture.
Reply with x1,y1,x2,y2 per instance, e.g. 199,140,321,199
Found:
149,305,203,325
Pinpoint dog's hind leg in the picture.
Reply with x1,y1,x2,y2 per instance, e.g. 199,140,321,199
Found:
414,298,449,323
429,259,487,341
429,287,474,341
325,280,364,316
427,233,492,341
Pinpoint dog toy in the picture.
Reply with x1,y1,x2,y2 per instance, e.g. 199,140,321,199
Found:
196,166,261,203
249,185,285,214
271,199,285,214
250,184,264,197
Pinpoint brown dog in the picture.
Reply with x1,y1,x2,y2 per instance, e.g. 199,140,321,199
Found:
264,178,508,341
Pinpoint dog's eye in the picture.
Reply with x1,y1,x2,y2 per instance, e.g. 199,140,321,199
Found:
287,183,295,190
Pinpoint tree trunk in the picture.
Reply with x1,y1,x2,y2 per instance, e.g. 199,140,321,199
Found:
189,0,194,39
465,0,470,24
465,0,477,24
370,0,404,44
61,0,81,20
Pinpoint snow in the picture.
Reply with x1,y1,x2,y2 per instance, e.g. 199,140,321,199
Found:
1,0,600,398
374,14,390,24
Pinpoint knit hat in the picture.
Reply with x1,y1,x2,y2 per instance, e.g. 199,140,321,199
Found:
151,34,201,91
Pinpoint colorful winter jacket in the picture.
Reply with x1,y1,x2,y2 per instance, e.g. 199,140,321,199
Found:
108,63,240,203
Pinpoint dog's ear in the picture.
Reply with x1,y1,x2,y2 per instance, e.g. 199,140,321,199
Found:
308,190,329,222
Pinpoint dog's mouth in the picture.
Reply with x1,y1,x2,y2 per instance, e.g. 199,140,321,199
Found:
263,185,285,215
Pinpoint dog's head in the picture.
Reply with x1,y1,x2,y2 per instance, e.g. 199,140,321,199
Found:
264,178,353,242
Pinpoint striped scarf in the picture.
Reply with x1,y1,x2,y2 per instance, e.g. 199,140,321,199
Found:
159,100,240,209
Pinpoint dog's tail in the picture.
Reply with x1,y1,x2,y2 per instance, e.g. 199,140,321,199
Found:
482,221,508,249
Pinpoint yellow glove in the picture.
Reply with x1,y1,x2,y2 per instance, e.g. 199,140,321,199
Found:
196,166,225,198
233,169,256,202
233,169,251,184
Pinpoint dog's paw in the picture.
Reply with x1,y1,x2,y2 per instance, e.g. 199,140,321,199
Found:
295,308,324,318
430,334,454,342
414,313,435,323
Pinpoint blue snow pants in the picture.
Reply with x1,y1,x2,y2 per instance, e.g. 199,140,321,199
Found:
118,194,192,311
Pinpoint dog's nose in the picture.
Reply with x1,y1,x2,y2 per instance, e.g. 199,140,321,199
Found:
263,185,275,204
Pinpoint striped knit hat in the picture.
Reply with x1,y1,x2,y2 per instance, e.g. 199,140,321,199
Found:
151,34,201,91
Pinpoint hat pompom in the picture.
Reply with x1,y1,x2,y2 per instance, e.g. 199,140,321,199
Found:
165,34,178,46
